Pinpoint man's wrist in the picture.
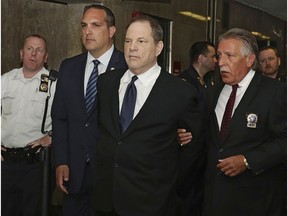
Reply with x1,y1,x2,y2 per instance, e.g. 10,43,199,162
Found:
47,130,52,137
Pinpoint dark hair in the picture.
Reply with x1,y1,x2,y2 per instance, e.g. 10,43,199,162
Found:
259,45,279,57
83,4,115,27
189,41,215,64
218,28,259,70
23,34,47,52
126,14,163,43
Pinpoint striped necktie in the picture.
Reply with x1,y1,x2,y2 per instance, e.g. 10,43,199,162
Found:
85,60,100,113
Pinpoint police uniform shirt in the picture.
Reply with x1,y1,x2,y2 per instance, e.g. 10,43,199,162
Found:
1,67,56,148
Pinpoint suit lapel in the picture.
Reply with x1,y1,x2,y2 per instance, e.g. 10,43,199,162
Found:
121,70,168,137
211,83,225,145
223,73,261,143
110,70,126,137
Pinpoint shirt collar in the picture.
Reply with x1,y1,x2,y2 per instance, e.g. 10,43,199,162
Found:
87,44,114,67
237,69,255,88
13,67,48,81
123,63,161,87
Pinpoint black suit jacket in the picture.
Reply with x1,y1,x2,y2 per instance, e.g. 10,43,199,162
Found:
93,68,202,216
51,48,127,194
203,72,287,216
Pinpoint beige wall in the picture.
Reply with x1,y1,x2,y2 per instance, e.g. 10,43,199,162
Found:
1,0,286,75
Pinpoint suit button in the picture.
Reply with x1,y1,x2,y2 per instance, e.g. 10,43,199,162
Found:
114,163,118,168
219,148,224,152
217,171,222,176
85,123,89,127
118,141,122,145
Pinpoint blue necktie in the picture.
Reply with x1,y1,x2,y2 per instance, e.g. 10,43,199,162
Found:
119,75,138,132
86,60,100,113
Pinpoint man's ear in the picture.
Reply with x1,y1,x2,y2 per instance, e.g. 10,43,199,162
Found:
156,41,164,57
198,54,206,63
109,26,116,39
247,53,256,68
20,49,23,61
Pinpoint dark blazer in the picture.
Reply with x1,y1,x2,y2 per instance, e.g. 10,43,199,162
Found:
178,66,214,216
93,68,202,216
51,48,127,194
203,72,287,216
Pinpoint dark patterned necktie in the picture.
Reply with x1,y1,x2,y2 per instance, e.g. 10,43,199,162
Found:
119,75,138,133
86,60,100,113
220,84,238,140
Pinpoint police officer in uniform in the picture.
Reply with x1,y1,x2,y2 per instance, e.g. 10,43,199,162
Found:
1,34,56,216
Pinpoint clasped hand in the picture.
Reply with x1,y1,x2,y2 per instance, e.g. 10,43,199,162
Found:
217,155,247,177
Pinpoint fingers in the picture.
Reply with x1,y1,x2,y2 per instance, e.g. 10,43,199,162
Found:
217,156,246,177
28,141,41,148
177,129,192,146
28,135,52,148
56,165,69,194
177,128,187,133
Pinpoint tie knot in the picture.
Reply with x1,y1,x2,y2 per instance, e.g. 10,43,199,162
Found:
131,75,138,83
232,84,238,91
93,59,100,67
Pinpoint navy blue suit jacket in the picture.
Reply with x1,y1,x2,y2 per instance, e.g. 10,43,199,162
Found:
51,48,127,193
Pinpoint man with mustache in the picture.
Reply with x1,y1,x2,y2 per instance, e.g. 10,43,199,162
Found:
178,28,286,216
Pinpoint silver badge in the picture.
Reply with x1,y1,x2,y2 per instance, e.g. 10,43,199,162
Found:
246,113,258,128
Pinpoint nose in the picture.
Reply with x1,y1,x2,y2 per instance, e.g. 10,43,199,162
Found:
218,56,225,67
129,42,135,51
83,26,91,35
31,49,37,56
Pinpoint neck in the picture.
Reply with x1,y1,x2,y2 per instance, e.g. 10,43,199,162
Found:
23,68,40,78
193,64,207,78
89,42,113,59
263,71,278,79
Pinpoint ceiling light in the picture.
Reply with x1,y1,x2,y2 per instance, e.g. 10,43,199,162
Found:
178,11,221,22
251,31,271,40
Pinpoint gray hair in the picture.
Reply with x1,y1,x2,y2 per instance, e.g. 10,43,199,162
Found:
218,28,258,70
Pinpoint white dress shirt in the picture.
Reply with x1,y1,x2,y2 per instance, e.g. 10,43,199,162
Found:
119,63,161,119
215,70,255,130
1,67,56,148
84,45,114,95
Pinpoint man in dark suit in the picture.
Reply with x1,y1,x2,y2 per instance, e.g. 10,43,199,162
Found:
92,15,202,216
258,45,286,82
177,41,217,216
202,28,286,216
51,4,127,216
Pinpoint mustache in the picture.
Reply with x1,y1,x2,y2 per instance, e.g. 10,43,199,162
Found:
219,67,229,72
